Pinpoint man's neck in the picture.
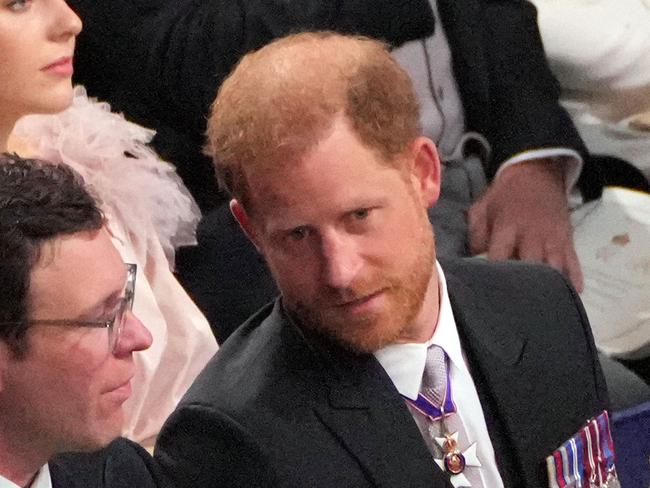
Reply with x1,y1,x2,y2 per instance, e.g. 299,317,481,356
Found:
395,262,441,344
0,462,42,488
0,431,48,487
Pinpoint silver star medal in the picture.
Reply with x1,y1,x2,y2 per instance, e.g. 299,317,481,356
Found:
428,426,482,488
599,469,621,488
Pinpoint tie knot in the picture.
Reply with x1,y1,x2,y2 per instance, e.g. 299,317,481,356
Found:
422,344,449,408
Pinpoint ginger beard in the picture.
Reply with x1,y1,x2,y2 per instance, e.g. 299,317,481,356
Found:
283,216,435,353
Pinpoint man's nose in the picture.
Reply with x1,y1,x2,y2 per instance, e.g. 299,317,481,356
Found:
114,311,153,356
320,231,363,289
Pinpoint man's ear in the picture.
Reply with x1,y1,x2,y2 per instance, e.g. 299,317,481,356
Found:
230,199,262,252
408,137,441,208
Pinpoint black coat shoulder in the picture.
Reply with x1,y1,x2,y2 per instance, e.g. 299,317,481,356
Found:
50,437,166,488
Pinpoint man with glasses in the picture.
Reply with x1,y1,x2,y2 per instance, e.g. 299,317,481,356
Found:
0,156,159,487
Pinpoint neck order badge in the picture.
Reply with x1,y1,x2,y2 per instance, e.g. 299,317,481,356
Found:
405,345,482,488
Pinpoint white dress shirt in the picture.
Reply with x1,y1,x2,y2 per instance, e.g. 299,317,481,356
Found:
391,0,583,198
0,465,51,488
374,262,505,487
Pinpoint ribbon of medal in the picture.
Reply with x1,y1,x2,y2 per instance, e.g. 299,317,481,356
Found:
404,365,481,487
546,410,619,488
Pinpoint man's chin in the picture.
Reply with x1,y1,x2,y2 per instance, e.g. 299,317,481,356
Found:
66,419,123,453
301,313,404,354
57,432,119,454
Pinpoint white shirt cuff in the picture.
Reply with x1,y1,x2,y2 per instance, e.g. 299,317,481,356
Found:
496,148,583,203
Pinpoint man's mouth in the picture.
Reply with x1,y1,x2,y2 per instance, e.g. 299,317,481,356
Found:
334,288,387,313
104,376,133,404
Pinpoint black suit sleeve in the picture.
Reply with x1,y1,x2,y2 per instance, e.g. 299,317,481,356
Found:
479,0,586,176
155,403,277,487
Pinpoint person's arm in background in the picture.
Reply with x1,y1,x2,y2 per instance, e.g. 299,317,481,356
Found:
466,0,588,290
468,156,583,290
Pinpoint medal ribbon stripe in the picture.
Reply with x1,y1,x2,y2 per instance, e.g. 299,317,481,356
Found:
405,395,456,421
583,419,596,486
589,417,604,485
569,437,583,488
547,455,561,488
597,411,616,475
560,445,572,486
552,450,566,487
547,410,617,488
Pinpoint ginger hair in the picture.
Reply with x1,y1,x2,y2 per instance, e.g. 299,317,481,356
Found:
205,31,421,209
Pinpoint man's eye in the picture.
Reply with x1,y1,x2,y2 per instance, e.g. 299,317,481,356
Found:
96,304,121,323
351,208,370,220
288,226,309,241
6,0,31,12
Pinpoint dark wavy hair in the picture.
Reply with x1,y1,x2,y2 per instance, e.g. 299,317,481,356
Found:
0,155,104,356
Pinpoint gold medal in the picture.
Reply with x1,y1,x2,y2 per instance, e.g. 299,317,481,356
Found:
441,434,466,475
431,431,482,487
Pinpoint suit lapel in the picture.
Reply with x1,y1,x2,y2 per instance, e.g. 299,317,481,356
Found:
445,270,528,486
445,263,603,488
447,263,609,488
293,323,452,488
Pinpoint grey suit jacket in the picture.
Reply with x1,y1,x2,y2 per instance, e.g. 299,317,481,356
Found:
155,259,608,487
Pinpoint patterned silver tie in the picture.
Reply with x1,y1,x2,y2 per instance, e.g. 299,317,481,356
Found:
423,344,448,407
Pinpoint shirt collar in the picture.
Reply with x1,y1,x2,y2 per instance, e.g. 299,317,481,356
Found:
374,261,464,400
0,465,51,488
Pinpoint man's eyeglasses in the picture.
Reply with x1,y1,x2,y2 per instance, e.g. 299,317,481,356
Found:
0,263,137,353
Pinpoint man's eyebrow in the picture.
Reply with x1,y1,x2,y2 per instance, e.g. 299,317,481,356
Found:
264,218,308,236
73,289,123,321
344,198,387,210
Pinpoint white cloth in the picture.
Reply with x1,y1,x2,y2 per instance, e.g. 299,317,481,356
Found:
10,87,218,448
374,262,504,488
390,0,465,160
392,0,582,194
533,0,650,360
533,0,650,118
0,465,51,488
532,0,650,176
571,187,650,358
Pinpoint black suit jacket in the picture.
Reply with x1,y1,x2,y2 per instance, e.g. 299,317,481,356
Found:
154,259,608,487
49,438,164,488
437,0,584,177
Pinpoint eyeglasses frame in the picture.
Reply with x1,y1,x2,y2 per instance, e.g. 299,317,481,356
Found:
0,263,137,353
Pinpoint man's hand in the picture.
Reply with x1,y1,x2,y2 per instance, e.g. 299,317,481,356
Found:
467,158,584,292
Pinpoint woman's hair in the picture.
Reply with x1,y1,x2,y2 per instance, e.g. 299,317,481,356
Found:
206,31,421,210
0,155,103,356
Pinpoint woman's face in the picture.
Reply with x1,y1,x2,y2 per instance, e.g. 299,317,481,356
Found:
0,0,82,120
